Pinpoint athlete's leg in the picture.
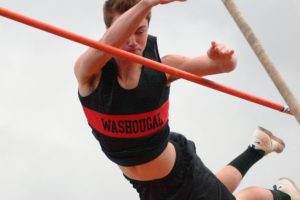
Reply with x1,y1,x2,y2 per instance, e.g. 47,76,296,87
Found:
235,187,283,200
216,165,242,193
216,127,285,192
235,177,300,200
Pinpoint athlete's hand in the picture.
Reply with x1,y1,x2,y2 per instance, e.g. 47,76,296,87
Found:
207,41,237,72
160,0,187,4
155,0,187,5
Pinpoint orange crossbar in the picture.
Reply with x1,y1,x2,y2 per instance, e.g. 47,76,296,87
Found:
0,7,291,115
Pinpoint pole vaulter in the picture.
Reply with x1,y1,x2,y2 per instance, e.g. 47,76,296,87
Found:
0,6,293,117
222,0,300,124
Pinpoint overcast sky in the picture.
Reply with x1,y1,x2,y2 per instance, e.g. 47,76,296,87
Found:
1,0,300,199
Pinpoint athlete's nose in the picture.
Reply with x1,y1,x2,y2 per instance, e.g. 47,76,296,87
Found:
127,35,137,47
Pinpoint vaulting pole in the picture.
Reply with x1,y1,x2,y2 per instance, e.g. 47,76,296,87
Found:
0,7,292,116
222,0,300,124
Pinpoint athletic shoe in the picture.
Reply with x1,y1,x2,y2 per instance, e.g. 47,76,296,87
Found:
250,126,285,154
273,177,300,200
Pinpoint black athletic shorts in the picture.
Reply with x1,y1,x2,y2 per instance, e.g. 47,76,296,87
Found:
125,132,236,200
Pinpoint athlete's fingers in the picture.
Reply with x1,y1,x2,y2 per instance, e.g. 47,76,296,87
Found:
211,41,217,47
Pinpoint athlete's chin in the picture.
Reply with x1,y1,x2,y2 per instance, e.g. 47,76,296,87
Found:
135,51,143,56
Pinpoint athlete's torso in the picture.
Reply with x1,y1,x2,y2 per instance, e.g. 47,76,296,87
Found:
79,35,172,168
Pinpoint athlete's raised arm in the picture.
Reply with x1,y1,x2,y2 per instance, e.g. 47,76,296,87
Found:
74,0,185,96
162,41,237,83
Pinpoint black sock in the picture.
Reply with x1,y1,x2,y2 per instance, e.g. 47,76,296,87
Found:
271,189,291,200
228,147,265,177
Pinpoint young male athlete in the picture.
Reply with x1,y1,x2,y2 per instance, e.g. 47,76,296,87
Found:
74,0,300,199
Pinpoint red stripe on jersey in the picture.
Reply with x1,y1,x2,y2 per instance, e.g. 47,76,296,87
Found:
82,100,169,138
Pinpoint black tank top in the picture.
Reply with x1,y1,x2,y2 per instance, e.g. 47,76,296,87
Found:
79,35,170,166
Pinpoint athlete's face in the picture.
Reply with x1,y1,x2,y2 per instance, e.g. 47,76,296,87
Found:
111,14,149,56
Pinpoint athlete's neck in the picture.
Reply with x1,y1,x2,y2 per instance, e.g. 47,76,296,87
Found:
116,62,143,90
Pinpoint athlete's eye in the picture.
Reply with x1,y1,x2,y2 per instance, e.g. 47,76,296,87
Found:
135,26,147,35
136,30,144,35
